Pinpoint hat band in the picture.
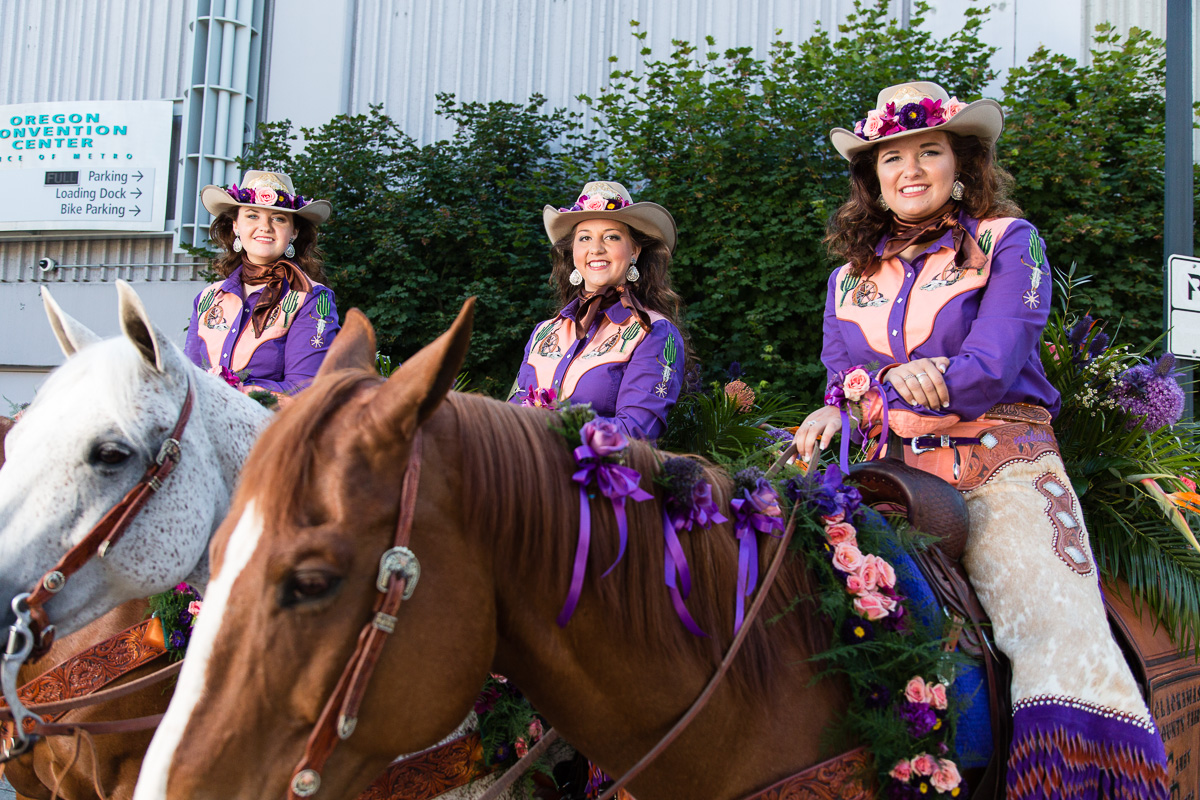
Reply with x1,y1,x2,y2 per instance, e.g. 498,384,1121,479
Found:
852,96,969,144
559,191,633,214
226,184,312,212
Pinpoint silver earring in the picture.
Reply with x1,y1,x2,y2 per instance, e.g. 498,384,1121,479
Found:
951,179,965,201
232,236,242,253
877,195,889,211
569,268,583,286
626,263,640,282
285,242,296,258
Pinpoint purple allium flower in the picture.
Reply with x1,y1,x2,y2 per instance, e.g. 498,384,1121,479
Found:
759,427,793,447
864,683,891,709
728,361,743,380
898,102,927,129
900,701,938,737
662,456,704,508
683,363,703,394
1087,331,1110,359
1108,354,1186,432
1068,315,1095,347
733,467,766,496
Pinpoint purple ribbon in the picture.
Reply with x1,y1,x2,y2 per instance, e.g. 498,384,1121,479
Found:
729,485,786,635
659,482,727,638
834,376,890,474
557,444,652,627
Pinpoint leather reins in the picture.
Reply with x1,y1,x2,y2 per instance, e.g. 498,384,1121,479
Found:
1,377,195,757
287,431,425,799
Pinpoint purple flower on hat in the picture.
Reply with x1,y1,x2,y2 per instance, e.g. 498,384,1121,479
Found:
898,102,927,129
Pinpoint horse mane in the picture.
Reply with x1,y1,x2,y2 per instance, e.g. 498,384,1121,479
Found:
447,393,827,699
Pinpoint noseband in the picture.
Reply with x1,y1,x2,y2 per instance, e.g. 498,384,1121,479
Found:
288,430,424,799
1,377,195,757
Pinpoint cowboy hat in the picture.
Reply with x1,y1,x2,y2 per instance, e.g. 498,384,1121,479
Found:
830,81,1004,161
543,181,677,252
200,170,332,224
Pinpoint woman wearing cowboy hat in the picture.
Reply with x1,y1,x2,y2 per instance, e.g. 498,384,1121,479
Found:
184,170,340,399
793,82,1167,795
510,181,687,441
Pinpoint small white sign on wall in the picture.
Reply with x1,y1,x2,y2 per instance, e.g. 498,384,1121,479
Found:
0,100,173,233
1167,254,1200,362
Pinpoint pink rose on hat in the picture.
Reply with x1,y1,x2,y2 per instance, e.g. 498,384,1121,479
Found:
931,759,961,792
944,97,969,119
843,368,872,402
255,187,278,206
863,109,886,139
583,195,607,211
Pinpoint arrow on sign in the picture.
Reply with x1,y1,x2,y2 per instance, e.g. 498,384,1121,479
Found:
130,206,142,216
132,171,144,182
1189,274,1200,301
131,188,142,199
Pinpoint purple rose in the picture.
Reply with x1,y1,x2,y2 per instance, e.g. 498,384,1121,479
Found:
580,418,629,457
743,477,782,517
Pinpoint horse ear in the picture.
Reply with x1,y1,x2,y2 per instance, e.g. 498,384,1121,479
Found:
41,286,102,357
115,279,168,373
315,308,377,381
370,298,475,438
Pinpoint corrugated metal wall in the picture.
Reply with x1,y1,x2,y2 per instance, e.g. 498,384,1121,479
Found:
0,238,205,284
347,0,884,144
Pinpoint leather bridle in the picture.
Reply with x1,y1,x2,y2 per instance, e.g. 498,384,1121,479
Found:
287,430,425,799
1,377,195,757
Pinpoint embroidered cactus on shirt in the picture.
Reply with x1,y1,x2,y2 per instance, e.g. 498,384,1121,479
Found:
197,288,217,318
654,333,678,398
1021,230,1047,309
838,272,862,307
978,228,994,256
532,321,555,350
619,323,640,352
280,291,301,328
309,291,331,349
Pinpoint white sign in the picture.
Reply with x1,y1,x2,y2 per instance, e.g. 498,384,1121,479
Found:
1167,254,1200,361
0,100,173,232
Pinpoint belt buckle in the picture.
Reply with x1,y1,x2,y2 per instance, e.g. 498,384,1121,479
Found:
911,436,936,455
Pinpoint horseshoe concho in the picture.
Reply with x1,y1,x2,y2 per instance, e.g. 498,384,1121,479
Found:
376,546,420,599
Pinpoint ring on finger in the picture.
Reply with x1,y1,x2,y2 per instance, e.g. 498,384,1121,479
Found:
916,373,930,382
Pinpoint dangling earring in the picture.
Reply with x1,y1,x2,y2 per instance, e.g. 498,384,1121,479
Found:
569,268,583,286
285,241,296,258
232,236,243,253
626,256,640,283
877,194,889,211
951,175,965,201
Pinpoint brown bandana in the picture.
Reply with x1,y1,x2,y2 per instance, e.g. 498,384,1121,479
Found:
240,258,313,337
573,285,652,340
875,202,988,275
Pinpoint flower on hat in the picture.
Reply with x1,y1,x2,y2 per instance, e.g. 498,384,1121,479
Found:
853,93,969,143
255,188,278,206
582,195,607,211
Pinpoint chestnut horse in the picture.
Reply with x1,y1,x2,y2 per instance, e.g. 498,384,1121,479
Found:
135,301,843,800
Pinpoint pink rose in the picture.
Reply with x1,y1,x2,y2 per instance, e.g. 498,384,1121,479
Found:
514,738,528,758
825,521,857,546
889,760,913,782
853,592,890,620
929,682,948,710
944,97,969,119
580,418,629,457
857,559,880,592
583,195,606,211
845,573,866,594
911,753,938,777
905,676,928,704
187,600,203,617
863,109,885,139
832,542,864,574
931,759,961,792
843,368,871,402
528,718,544,739
874,556,897,589
821,511,844,525
254,187,278,206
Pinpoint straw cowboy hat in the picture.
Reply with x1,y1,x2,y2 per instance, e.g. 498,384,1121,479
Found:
830,81,1004,161
543,181,678,252
200,170,332,224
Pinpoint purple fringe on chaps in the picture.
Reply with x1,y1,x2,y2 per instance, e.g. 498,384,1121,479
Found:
1007,699,1168,799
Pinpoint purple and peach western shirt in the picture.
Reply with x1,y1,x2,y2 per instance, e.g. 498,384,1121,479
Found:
511,298,685,441
184,266,341,394
823,212,1060,423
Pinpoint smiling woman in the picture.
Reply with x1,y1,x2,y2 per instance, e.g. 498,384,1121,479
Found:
184,170,340,402
509,180,687,442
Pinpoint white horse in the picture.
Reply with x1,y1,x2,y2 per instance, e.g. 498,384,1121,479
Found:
0,282,563,800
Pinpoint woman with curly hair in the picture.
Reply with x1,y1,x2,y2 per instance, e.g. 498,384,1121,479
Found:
511,181,687,441
184,170,339,400
793,81,1167,797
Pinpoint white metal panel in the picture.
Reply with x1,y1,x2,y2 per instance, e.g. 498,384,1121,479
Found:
0,0,194,104
0,236,205,283
346,0,890,145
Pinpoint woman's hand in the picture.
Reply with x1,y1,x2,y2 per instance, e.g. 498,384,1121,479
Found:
883,357,951,410
792,405,845,463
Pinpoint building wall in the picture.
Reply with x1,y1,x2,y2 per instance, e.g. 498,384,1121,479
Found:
0,0,204,405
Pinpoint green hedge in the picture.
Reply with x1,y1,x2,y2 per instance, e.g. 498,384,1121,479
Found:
236,0,1198,399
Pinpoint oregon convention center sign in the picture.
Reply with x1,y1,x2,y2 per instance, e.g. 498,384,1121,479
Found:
0,100,173,233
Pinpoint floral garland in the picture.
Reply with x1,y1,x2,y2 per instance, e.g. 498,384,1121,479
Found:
558,189,632,213
729,467,785,634
473,674,550,773
852,96,970,143
225,184,313,211
659,456,727,637
146,582,203,660
825,364,888,472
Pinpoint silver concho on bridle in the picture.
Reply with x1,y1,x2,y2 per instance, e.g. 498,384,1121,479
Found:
376,546,420,599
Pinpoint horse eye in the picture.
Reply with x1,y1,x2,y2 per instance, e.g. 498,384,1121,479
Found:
91,442,132,466
282,570,341,607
